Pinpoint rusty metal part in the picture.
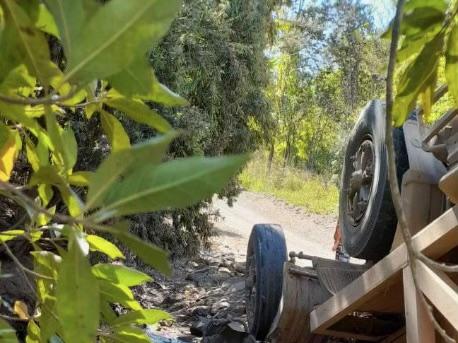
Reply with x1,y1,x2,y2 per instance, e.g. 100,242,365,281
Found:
416,85,458,167
289,251,314,263
421,109,458,167
266,258,370,342
266,262,332,343
347,138,374,226
422,108,458,145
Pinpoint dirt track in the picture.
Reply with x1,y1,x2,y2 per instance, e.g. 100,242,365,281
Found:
211,191,337,260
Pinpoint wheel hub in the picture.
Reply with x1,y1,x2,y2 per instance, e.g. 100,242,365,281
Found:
347,139,374,225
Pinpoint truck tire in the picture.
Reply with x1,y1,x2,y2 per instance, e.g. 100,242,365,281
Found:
339,100,409,261
246,224,287,340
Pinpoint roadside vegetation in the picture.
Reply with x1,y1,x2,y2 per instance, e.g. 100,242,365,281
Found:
240,152,339,214
1,0,456,341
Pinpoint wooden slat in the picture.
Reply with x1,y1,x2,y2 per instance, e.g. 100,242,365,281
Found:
416,260,458,331
380,328,406,343
439,165,458,204
412,206,458,258
403,267,435,343
422,108,457,144
310,245,408,333
318,329,381,342
357,273,404,313
311,206,458,333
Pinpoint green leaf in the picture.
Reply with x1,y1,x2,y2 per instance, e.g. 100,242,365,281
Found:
32,251,60,301
99,279,141,311
84,83,101,119
446,21,458,107
395,0,446,63
87,235,125,260
101,110,131,152
0,319,17,343
0,125,21,182
110,62,188,106
35,4,60,37
31,166,83,216
397,24,442,62
26,320,40,343
0,230,24,243
393,33,444,126
61,126,78,170
38,184,54,207
418,71,437,121
150,79,189,107
32,264,60,341
109,326,150,343
402,7,444,35
112,227,170,275
62,0,182,85
68,171,93,187
404,0,447,12
30,230,43,242
106,96,172,133
101,301,117,323
44,0,85,57
112,309,170,327
48,61,87,104
108,57,154,98
0,64,35,96
97,155,249,218
40,298,61,343
86,131,177,209
36,205,55,226
0,0,57,85
0,103,41,135
26,132,50,173
26,139,41,172
56,234,99,343
45,109,77,172
92,263,151,286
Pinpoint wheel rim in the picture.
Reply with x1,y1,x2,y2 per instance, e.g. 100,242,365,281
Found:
346,137,374,226
245,252,257,330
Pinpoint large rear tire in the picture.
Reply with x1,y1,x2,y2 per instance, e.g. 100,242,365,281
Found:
339,100,409,261
246,224,287,340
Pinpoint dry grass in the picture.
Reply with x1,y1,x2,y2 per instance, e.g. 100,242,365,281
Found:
239,152,339,214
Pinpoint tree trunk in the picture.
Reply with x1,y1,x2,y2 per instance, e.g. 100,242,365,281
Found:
267,141,275,174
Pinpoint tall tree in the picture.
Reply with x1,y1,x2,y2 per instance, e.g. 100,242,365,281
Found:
265,0,387,174
122,0,284,253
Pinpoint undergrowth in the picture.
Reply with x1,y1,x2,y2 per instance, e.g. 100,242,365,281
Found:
239,152,339,214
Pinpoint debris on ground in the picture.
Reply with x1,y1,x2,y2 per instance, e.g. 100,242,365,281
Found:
134,249,253,342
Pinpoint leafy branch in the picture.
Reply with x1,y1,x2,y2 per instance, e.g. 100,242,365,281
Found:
0,89,77,105
386,0,458,341
0,1,249,342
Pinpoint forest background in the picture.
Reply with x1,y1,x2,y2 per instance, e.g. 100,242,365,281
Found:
1,0,457,341
145,0,392,238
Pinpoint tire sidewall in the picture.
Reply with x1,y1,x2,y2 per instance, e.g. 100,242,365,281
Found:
339,100,389,258
246,224,287,340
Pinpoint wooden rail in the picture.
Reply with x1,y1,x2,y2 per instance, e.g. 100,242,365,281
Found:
310,206,458,341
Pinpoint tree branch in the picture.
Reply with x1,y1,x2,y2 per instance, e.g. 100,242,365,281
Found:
385,1,455,342
0,89,77,106
1,242,53,281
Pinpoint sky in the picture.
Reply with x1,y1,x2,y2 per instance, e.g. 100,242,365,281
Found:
297,0,396,30
361,0,396,29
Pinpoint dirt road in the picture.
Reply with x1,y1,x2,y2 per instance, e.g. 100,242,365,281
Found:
211,191,337,260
